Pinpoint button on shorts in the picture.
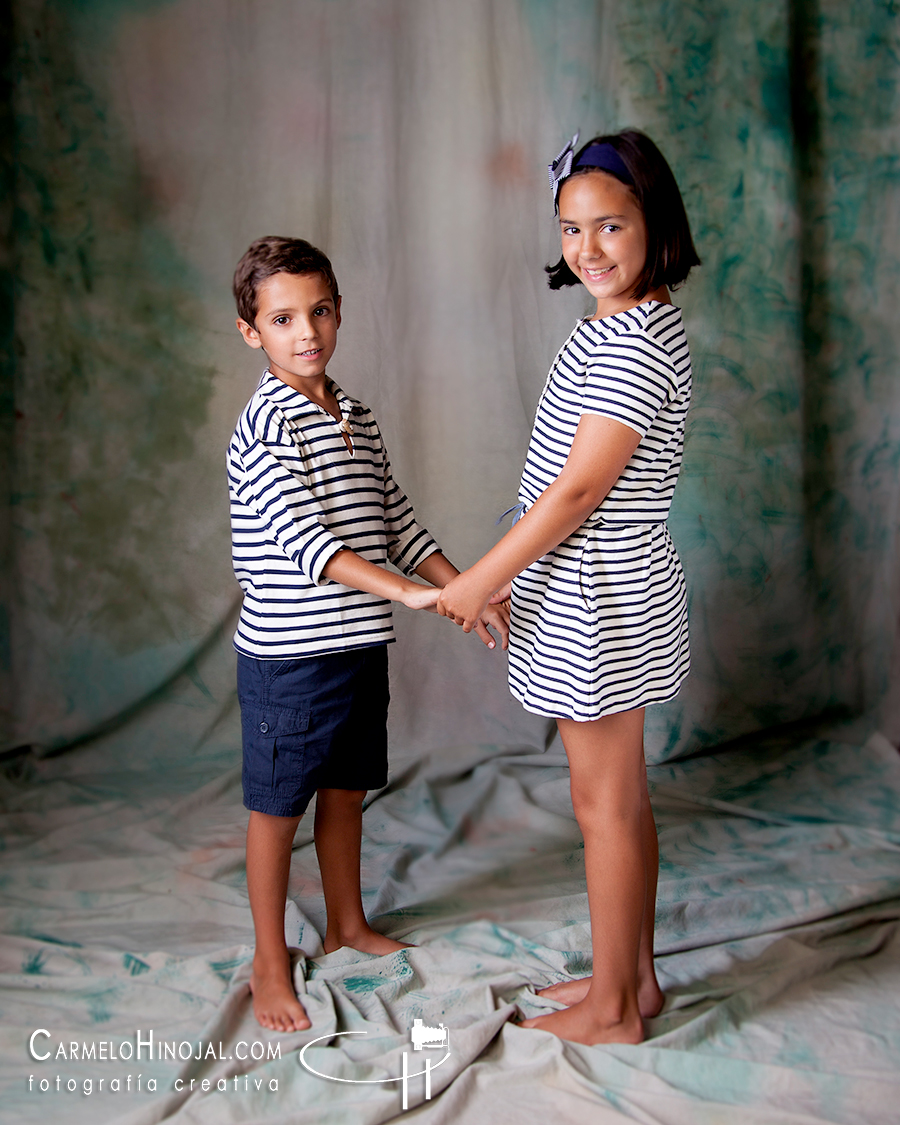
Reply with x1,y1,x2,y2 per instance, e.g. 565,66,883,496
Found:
237,644,389,818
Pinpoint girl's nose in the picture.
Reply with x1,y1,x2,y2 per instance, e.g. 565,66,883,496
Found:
581,231,604,260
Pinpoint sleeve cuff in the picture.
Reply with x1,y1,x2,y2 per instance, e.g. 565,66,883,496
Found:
304,531,347,587
390,529,441,575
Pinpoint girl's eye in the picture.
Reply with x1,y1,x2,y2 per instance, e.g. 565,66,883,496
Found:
313,306,329,317
563,226,579,236
602,224,621,233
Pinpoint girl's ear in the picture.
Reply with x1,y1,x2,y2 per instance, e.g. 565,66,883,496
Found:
236,318,263,349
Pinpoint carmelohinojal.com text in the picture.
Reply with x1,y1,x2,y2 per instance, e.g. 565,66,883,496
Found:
27,1029,281,1097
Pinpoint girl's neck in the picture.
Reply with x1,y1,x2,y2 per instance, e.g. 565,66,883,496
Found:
590,284,671,321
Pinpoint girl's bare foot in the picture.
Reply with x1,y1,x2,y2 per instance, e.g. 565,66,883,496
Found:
637,975,665,1019
519,997,644,1045
538,975,664,1019
323,925,413,956
537,977,592,1006
249,953,311,1032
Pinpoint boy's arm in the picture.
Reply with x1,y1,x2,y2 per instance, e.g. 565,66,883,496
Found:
380,446,443,576
322,550,439,610
323,549,509,649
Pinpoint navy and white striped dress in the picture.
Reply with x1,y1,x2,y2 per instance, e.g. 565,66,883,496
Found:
508,301,691,721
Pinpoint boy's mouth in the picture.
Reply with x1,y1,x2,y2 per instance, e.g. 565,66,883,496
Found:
297,347,323,358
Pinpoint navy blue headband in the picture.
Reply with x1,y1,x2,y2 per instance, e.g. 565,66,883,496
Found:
549,133,633,210
575,143,633,184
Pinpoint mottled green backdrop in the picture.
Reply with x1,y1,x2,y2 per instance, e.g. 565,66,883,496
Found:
3,0,899,763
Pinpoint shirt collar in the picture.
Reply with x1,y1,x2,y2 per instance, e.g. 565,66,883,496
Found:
257,369,354,421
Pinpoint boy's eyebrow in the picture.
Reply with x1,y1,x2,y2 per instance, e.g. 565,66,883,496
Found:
264,299,334,317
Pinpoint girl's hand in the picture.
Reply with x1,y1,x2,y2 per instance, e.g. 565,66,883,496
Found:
435,569,493,632
489,582,512,604
402,582,441,611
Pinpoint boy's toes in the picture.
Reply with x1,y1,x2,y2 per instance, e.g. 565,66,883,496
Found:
249,969,311,1032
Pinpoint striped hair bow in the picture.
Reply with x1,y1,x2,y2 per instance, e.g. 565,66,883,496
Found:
548,131,580,211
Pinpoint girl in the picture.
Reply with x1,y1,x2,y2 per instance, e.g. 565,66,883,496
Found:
436,130,699,1045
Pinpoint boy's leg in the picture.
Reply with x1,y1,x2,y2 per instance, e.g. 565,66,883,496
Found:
314,788,411,955
521,707,647,1045
246,810,311,1032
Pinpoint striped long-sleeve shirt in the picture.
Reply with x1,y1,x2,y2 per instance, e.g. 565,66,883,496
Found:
228,370,440,659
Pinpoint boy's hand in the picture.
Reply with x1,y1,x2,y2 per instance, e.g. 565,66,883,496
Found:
489,582,512,604
478,601,510,650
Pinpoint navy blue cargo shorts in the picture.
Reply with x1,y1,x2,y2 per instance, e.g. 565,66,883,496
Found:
237,644,389,818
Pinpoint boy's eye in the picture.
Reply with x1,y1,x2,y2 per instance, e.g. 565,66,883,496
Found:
273,315,290,325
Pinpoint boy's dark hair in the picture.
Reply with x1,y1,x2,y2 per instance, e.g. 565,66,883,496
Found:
546,130,700,299
233,236,340,326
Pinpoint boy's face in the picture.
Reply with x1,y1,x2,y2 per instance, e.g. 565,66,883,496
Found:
236,271,341,391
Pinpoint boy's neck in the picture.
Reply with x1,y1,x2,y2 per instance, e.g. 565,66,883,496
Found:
270,367,338,414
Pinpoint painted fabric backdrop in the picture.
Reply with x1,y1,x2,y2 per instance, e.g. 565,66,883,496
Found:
3,4,900,1125
3,1,900,759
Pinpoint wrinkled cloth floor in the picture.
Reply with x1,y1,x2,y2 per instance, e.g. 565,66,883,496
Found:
2,719,899,1124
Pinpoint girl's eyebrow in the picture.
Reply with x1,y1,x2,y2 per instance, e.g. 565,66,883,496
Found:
559,213,627,224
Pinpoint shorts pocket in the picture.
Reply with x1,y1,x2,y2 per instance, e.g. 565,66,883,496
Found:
241,706,311,812
243,705,310,742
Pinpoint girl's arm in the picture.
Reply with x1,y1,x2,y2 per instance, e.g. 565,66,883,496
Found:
436,414,641,630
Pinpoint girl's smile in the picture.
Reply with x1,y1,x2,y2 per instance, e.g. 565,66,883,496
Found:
558,172,666,319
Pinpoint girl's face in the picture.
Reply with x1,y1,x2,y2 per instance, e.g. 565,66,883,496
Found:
558,171,654,319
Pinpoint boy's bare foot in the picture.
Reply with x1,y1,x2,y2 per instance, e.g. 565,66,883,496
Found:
249,953,311,1032
323,925,413,956
518,997,644,1045
538,975,664,1019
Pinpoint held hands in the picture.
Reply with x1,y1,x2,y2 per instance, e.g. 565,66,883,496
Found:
436,568,500,635
402,576,507,650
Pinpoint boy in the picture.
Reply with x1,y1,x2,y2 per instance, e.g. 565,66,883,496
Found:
228,236,508,1032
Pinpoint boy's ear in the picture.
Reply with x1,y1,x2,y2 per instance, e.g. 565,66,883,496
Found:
236,317,263,349
335,295,342,330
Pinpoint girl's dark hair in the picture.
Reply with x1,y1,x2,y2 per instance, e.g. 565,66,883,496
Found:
233,236,340,326
546,130,700,299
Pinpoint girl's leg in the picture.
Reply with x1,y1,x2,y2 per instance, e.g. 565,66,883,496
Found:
637,761,664,1017
246,810,311,1032
315,788,411,955
521,707,648,1044
537,753,664,1018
